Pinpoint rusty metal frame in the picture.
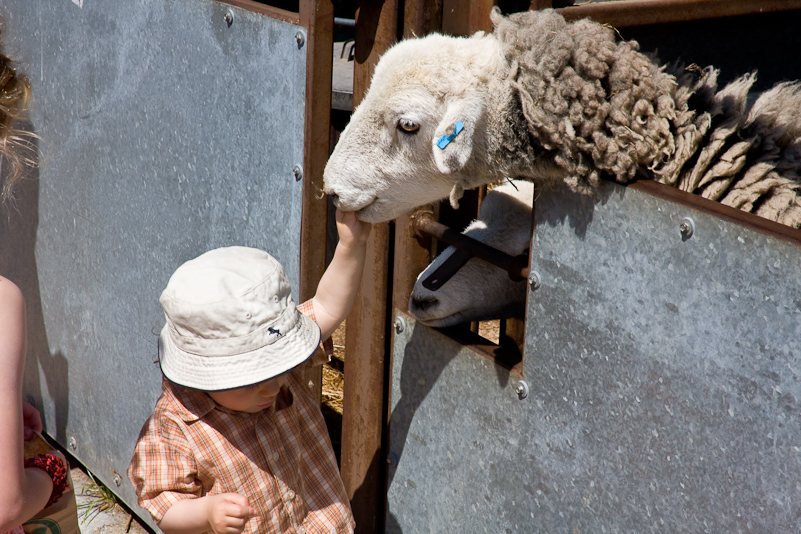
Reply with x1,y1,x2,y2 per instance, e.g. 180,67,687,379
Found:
550,0,801,27
630,180,801,247
217,0,302,24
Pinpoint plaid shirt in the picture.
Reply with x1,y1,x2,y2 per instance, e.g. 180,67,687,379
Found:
128,301,354,534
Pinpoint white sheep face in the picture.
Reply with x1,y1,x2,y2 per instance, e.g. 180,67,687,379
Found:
408,181,534,327
324,33,506,223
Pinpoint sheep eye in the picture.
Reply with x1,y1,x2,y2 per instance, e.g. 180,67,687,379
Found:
397,118,419,134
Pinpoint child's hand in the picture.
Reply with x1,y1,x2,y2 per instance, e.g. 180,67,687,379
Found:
206,494,256,534
335,209,371,249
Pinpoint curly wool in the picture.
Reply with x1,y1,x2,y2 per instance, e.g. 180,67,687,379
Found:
492,9,801,228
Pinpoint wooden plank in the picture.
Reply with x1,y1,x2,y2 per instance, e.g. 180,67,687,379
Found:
403,0,443,39
556,0,801,27
298,0,334,400
442,0,494,35
339,3,398,533
391,209,435,347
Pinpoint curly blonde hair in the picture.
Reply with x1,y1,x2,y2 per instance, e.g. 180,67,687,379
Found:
0,27,35,203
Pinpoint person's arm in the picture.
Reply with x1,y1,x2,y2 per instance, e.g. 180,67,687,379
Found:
311,210,371,340
0,277,53,531
158,493,256,534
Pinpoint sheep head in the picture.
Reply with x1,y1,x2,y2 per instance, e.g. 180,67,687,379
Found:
324,32,524,223
409,181,534,327
324,9,719,224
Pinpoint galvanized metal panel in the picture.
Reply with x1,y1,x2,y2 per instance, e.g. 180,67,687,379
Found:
0,0,306,524
388,181,801,533
388,315,535,534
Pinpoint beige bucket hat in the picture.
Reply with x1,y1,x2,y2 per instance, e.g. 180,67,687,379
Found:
158,246,321,391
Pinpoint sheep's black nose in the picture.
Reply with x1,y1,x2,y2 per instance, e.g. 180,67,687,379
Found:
328,193,339,206
411,296,438,312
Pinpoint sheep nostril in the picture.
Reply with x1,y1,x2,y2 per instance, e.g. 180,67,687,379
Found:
411,297,438,312
328,193,340,206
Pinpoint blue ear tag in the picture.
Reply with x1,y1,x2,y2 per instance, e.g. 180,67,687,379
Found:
436,121,464,150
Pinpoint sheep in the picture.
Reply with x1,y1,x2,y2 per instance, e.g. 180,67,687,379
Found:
409,180,533,327
324,8,801,229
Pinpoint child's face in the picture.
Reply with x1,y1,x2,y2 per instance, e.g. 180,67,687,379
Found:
207,374,289,413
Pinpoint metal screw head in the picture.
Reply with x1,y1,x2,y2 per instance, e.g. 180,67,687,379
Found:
528,270,541,290
394,316,406,334
679,217,695,240
68,436,77,450
293,165,303,182
295,31,306,48
113,472,123,487
515,380,529,400
223,10,234,27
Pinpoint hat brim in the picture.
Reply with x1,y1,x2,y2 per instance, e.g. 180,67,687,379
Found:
159,311,322,391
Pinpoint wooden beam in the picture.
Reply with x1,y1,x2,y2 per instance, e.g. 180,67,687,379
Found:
556,0,801,27
298,0,334,399
403,0,443,39
339,3,398,533
442,0,495,35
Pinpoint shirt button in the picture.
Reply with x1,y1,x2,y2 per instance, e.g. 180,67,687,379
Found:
271,452,280,461
287,491,296,500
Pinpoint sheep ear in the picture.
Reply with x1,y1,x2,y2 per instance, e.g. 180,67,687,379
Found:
432,97,483,174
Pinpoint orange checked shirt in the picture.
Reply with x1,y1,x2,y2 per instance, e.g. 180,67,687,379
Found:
128,302,354,534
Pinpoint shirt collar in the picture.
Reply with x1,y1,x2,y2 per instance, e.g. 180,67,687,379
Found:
162,378,217,422
274,382,294,411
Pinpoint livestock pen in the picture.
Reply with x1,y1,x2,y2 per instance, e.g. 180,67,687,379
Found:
339,2,801,533
2,1,801,533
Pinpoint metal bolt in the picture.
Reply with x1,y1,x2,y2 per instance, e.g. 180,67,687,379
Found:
515,380,529,400
113,472,123,487
528,270,541,290
679,217,695,240
295,30,306,48
223,10,234,27
387,451,399,467
68,436,77,450
394,316,406,334
293,165,303,182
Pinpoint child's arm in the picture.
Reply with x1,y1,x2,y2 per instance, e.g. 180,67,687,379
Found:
311,210,371,340
158,493,256,534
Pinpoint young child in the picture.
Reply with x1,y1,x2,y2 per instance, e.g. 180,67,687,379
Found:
128,209,370,534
